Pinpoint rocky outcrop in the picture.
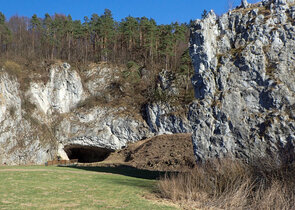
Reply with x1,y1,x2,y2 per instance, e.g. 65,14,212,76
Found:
0,71,55,165
29,63,85,114
242,0,249,8
83,64,120,99
146,102,192,134
55,107,151,151
0,62,192,165
189,0,295,162
145,69,193,135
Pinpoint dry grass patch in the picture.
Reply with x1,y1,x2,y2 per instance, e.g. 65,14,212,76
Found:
158,158,295,209
3,60,22,76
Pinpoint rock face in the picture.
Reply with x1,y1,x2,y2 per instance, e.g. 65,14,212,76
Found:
189,0,295,162
146,102,192,134
145,69,193,135
55,107,151,151
29,63,85,114
242,0,248,8
0,62,192,165
83,64,120,99
0,72,55,165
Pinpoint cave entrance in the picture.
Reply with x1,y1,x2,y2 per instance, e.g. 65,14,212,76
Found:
64,145,113,163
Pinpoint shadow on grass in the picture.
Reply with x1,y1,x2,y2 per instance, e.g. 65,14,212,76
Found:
61,164,177,180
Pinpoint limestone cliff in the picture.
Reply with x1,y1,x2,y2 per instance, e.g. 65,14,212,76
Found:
0,72,55,165
0,62,191,165
190,0,295,162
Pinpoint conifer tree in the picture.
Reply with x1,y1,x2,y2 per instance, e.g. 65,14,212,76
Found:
100,9,115,61
120,16,139,57
0,9,190,73
82,16,90,62
43,13,54,59
90,13,101,60
0,12,11,55
30,14,41,56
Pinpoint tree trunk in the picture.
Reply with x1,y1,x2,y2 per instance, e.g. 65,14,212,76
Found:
67,33,71,61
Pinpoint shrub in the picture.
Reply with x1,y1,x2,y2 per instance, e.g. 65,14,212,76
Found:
3,60,22,77
122,61,141,84
126,60,140,70
8,106,16,117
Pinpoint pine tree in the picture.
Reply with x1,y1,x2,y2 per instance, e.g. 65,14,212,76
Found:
72,20,83,61
158,24,174,69
120,16,139,58
99,9,115,61
65,15,73,60
172,22,187,69
30,14,41,56
139,17,157,65
0,12,11,55
82,16,90,62
43,13,54,59
90,13,101,60
201,10,208,19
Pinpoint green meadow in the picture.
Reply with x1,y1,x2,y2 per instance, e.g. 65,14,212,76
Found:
0,166,178,209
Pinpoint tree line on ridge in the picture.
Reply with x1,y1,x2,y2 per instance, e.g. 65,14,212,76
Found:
0,9,191,73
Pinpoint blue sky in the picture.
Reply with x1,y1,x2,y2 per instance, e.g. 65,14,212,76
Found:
1,0,260,24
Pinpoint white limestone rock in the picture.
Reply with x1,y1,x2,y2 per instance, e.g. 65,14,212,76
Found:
0,71,55,165
55,106,152,150
189,1,295,163
28,63,85,114
146,102,192,135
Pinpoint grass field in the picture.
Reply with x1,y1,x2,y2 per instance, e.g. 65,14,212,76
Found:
0,165,178,209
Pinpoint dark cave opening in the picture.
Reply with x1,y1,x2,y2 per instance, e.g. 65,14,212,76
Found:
64,145,113,163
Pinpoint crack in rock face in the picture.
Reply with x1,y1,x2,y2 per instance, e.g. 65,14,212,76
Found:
189,0,295,163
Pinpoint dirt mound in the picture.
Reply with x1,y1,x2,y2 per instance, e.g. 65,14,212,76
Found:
99,133,195,171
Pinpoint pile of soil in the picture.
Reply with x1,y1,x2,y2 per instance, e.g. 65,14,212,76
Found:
99,133,196,171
